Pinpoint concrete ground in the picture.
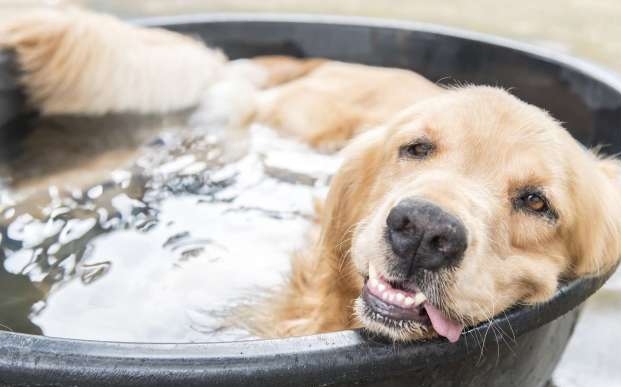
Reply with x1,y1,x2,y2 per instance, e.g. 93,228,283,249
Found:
1,1,620,386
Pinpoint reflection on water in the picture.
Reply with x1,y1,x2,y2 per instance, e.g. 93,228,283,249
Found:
0,112,340,342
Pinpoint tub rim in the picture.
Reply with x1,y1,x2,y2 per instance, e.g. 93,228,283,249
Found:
132,12,621,92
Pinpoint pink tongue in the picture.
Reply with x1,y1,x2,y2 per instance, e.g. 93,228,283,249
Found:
424,303,464,343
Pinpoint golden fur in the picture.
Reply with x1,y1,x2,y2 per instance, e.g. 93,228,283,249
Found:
0,9,226,115
240,58,621,339
2,9,620,342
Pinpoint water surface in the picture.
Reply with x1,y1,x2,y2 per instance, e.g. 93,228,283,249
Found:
0,112,339,342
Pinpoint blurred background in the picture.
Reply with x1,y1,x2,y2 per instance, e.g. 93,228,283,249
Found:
1,0,620,74
1,1,620,387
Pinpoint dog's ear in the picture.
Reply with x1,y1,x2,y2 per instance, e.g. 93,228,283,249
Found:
568,155,621,276
317,127,387,258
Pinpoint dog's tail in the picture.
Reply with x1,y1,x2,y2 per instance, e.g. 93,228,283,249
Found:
0,8,227,115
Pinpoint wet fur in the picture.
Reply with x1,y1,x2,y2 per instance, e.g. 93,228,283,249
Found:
239,56,621,341
0,8,226,115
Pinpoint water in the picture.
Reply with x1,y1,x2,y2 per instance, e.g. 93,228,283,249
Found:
0,113,340,342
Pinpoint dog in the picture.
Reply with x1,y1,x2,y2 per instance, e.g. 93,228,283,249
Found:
2,9,620,343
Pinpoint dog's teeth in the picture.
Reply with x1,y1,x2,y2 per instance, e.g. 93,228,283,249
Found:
382,292,390,300
378,283,386,292
388,293,395,302
404,297,415,307
413,293,427,306
369,278,379,288
369,264,379,279
395,293,404,302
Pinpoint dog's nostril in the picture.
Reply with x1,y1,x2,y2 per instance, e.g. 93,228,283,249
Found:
396,217,411,231
430,235,450,253
387,208,413,232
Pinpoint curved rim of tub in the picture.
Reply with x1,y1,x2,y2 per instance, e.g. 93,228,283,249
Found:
0,271,614,386
0,13,620,387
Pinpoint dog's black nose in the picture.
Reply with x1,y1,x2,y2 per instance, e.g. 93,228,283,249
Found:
387,198,467,273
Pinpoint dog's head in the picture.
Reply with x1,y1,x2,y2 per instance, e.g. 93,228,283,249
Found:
320,86,621,342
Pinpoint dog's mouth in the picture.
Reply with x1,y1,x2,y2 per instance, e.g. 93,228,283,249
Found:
359,265,464,343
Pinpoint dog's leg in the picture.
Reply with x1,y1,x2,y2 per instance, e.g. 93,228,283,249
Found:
251,56,362,151
251,57,442,151
0,9,226,115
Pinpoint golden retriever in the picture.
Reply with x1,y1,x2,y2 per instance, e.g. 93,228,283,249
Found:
2,9,620,343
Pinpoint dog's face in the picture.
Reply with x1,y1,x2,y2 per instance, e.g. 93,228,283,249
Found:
322,87,621,342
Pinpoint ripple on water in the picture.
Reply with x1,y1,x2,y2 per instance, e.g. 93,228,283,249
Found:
0,122,341,342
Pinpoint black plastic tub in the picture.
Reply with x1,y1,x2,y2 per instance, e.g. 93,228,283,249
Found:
0,14,620,387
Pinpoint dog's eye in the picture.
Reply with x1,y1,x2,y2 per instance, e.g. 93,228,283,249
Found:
523,193,547,212
514,189,555,219
399,140,435,159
